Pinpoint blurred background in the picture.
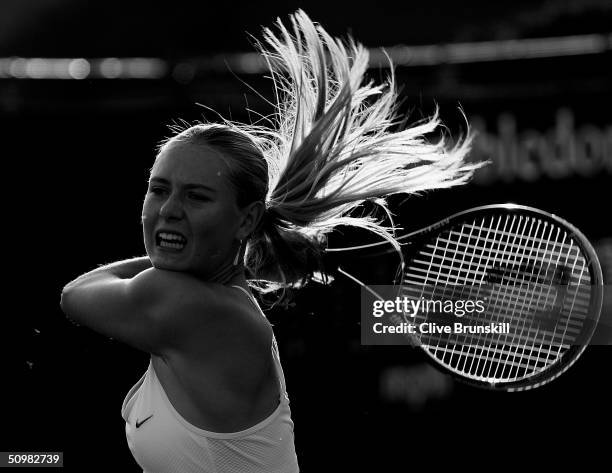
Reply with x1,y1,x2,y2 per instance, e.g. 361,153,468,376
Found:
4,0,611,470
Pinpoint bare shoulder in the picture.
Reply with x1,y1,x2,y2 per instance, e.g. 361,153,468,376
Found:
129,267,216,299
135,270,272,355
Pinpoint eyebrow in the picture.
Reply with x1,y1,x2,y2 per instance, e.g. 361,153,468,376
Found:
149,177,216,193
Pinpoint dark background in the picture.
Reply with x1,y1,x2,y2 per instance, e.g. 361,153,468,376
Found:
3,1,611,471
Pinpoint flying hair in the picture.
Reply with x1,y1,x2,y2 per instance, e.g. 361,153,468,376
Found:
158,10,484,306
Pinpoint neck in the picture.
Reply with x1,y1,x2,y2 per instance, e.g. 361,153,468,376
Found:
205,261,245,286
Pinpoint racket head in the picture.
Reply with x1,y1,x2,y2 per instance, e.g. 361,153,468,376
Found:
401,204,603,391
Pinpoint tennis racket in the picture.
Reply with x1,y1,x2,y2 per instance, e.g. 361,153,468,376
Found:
327,204,603,391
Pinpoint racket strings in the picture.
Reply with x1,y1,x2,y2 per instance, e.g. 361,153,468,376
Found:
404,213,591,385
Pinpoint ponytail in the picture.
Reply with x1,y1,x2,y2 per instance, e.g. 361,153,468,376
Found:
244,10,482,300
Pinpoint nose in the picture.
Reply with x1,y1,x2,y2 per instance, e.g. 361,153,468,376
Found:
159,194,184,220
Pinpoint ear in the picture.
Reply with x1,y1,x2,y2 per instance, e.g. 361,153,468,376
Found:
236,201,265,240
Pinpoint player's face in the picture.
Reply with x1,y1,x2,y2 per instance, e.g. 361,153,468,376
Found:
142,141,243,279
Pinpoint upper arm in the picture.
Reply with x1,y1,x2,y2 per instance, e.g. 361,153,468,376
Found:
60,268,209,355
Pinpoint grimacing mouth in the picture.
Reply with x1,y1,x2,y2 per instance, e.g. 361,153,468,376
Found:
155,230,188,248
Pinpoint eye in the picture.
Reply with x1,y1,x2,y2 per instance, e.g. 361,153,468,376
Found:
188,193,210,201
148,186,167,196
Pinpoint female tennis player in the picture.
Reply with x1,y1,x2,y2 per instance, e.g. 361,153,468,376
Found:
60,10,478,473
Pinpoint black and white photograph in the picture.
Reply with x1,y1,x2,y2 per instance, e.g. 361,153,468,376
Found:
3,1,611,471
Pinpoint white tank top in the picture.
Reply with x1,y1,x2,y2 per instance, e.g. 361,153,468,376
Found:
121,285,299,473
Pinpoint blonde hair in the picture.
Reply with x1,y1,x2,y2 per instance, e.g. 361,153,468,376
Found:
159,10,481,304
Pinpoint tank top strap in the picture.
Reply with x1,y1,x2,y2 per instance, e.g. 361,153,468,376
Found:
229,285,289,399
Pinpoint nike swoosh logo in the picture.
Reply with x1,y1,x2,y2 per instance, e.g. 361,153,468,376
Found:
135,414,153,428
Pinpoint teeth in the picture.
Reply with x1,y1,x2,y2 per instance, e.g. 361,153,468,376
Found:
160,240,185,249
158,232,186,243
